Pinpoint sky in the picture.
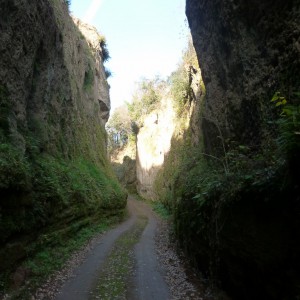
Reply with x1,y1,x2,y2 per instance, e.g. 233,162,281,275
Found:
70,0,189,112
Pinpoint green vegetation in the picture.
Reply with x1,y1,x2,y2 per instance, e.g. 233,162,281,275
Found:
106,105,137,192
149,35,300,297
169,40,200,116
272,92,300,161
151,202,170,220
108,38,199,152
132,193,171,219
0,143,31,192
0,117,127,297
83,65,94,90
2,213,124,299
155,90,300,215
152,39,300,222
0,3,124,294
152,90,299,297
127,76,165,126
99,36,110,62
106,104,132,153
0,141,126,242
169,64,190,114
107,77,166,193
0,0,127,298
107,76,167,156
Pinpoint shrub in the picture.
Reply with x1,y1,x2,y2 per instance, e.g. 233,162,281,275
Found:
169,38,200,116
127,77,164,125
99,37,110,62
271,91,300,161
170,65,190,115
106,105,132,152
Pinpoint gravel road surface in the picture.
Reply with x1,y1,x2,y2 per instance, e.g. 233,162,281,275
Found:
54,196,170,300
32,195,213,300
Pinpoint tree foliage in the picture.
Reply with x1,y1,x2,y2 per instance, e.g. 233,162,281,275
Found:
107,39,200,152
169,37,200,115
127,77,165,124
99,36,110,62
106,105,132,150
271,91,300,161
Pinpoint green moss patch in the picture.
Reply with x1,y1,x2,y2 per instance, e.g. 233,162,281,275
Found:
2,213,125,300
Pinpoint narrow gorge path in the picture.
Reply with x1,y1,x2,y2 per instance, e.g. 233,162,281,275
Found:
54,196,170,300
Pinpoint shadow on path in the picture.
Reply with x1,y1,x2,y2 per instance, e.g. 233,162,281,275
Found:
55,196,170,300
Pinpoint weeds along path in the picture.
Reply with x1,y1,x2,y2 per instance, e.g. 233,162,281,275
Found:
55,196,170,300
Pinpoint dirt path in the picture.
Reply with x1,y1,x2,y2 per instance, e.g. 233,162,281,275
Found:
54,196,170,300
130,198,170,300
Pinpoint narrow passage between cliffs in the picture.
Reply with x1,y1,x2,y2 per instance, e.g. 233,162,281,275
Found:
54,196,170,300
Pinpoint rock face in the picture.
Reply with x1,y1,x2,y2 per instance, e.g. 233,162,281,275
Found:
187,0,300,154
134,41,202,201
0,0,110,156
0,0,126,278
110,142,137,193
73,17,111,124
183,0,300,299
136,97,176,199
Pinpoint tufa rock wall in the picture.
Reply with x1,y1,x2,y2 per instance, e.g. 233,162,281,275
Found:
135,41,203,201
110,141,137,193
0,0,111,157
184,0,300,299
186,0,300,154
73,17,110,124
0,0,126,277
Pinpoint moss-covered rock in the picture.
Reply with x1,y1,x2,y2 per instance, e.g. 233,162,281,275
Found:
0,0,126,281
157,0,300,298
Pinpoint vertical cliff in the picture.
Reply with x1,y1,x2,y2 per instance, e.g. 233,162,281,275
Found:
186,0,300,153
173,0,300,299
0,0,126,279
136,1,300,299
72,17,111,124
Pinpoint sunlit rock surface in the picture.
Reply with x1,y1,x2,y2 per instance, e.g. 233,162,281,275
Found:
136,97,176,199
0,0,126,278
73,17,110,124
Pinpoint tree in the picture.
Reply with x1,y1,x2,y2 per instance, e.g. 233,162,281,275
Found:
127,76,165,125
106,105,131,150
